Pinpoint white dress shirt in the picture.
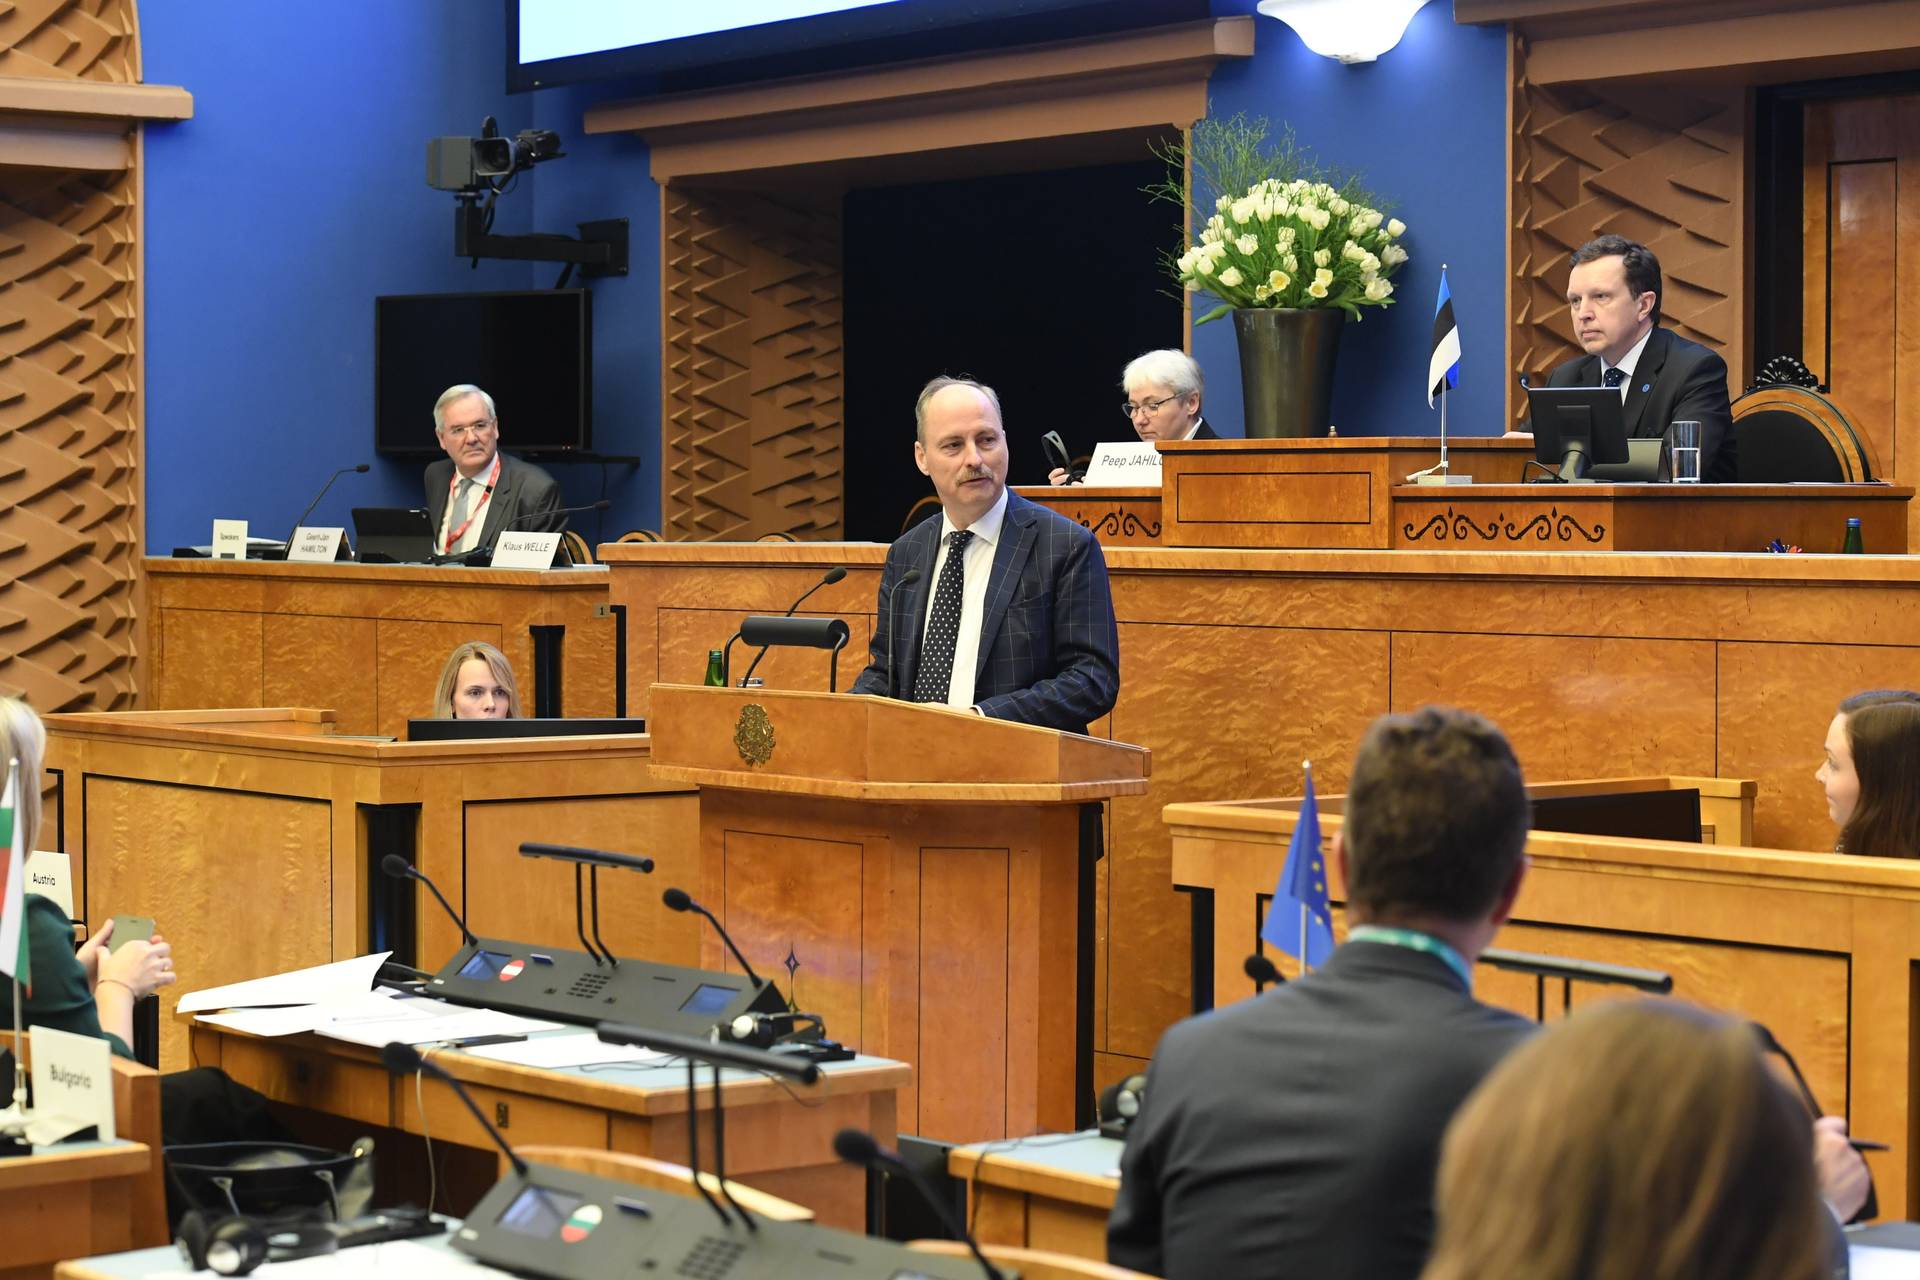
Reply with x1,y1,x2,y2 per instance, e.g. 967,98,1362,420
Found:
920,487,1008,711
1601,328,1653,402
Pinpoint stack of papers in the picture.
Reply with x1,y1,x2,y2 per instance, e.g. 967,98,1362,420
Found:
183,953,560,1047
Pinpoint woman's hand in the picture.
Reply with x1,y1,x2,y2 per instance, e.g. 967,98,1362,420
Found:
99,933,176,999
76,917,114,990
1046,467,1083,487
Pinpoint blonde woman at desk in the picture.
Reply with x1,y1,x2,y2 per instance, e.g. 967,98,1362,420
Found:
1817,689,1920,859
432,641,521,720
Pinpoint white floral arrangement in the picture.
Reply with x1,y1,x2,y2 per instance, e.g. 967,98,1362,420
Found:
1151,115,1408,324
1176,179,1407,323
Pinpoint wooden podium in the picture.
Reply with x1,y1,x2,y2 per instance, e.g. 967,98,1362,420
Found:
645,684,1151,1142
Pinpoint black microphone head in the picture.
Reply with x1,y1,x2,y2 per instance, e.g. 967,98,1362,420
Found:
590,499,611,511
662,887,693,913
822,566,847,585
352,463,371,473
380,1041,425,1074
380,854,414,880
898,569,923,587
832,1128,882,1166
1244,953,1282,985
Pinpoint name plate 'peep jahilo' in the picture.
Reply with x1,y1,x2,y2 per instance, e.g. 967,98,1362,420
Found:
1081,442,1162,487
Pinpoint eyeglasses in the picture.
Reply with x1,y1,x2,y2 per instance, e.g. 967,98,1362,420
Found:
1121,395,1186,419
441,418,496,439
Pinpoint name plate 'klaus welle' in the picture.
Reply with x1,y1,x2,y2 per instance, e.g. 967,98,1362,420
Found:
492,531,562,570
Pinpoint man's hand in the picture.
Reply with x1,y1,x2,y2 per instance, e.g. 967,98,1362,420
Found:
1814,1115,1871,1222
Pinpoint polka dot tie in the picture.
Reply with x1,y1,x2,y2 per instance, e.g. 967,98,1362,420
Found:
913,530,973,704
1602,367,1626,388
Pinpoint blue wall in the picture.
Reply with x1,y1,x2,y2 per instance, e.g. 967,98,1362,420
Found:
138,1,1505,551
141,2,661,551
1197,0,1509,438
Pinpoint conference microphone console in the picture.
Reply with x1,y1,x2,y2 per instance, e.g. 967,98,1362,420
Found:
454,1161,1000,1280
426,938,788,1035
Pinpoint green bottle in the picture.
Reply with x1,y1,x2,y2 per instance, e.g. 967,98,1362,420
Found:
1843,518,1864,554
704,649,726,686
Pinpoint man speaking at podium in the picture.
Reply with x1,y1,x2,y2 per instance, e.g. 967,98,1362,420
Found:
851,376,1120,734
425,383,565,555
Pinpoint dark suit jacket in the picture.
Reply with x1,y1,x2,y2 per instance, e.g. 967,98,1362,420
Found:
1545,326,1737,483
424,453,565,551
1189,418,1219,440
850,489,1120,733
1107,942,1534,1280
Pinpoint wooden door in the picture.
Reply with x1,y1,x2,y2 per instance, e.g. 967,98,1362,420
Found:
1803,95,1920,545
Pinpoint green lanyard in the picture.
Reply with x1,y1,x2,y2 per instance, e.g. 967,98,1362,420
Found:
1348,925,1473,991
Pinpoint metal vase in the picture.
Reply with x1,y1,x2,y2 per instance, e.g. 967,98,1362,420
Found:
1232,307,1345,439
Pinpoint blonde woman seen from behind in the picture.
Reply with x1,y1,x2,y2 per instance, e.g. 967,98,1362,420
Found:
1424,999,1833,1280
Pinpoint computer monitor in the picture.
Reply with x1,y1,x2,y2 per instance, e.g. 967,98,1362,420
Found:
1530,788,1701,843
406,717,647,741
352,508,437,563
1526,386,1630,482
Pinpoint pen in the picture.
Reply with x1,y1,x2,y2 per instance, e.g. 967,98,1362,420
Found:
1850,1138,1889,1153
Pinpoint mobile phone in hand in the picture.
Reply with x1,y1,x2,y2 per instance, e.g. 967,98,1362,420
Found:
107,915,155,954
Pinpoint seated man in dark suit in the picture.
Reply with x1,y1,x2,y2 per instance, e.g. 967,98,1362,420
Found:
1106,706,1536,1280
1533,234,1737,482
851,375,1120,734
425,383,565,556
1048,348,1218,486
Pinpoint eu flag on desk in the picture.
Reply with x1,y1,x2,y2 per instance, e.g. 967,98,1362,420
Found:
1260,763,1334,968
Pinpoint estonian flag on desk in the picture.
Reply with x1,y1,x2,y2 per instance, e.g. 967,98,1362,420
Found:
1261,763,1334,969
1428,267,1461,408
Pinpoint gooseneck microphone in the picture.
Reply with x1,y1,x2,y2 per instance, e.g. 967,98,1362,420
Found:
662,887,766,991
380,1042,527,1177
1244,953,1285,989
833,1129,1004,1280
381,853,477,949
498,498,611,531
885,568,923,699
741,566,848,683
285,463,370,546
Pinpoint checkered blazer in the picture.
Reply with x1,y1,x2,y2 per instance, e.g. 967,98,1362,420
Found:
851,490,1120,733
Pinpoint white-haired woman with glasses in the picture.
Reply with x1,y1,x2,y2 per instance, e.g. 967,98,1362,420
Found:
1048,348,1217,486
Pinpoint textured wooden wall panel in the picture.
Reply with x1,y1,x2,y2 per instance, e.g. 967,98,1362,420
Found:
0,0,142,712
662,187,844,541
1510,34,1744,424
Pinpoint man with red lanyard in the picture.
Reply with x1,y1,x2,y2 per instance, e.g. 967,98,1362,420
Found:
424,384,564,557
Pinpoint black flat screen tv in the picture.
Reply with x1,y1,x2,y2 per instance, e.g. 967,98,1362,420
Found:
375,289,591,459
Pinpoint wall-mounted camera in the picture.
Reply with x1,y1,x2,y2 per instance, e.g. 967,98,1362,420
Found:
426,122,566,193
423,116,626,278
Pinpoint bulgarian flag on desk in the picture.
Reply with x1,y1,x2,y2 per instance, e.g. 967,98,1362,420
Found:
0,759,28,988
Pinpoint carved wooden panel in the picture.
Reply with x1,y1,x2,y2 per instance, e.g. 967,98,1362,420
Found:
661,185,844,542
1803,94,1920,548
1510,34,1744,424
0,0,142,712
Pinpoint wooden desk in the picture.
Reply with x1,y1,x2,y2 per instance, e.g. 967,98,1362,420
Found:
1010,487,1163,547
0,1142,155,1280
143,559,617,736
1392,482,1913,552
950,1131,1121,1261
1165,796,1920,1217
1154,437,1534,548
187,1020,904,1230
43,709,697,1070
602,541,1920,1108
